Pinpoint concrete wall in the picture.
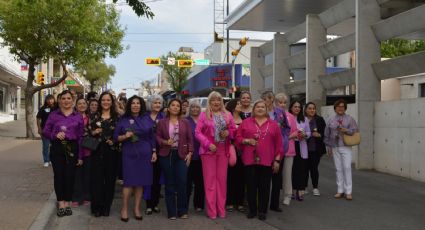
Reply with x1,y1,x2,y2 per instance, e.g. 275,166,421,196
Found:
205,39,266,65
320,103,358,164
399,74,425,99
374,98,425,182
381,79,401,101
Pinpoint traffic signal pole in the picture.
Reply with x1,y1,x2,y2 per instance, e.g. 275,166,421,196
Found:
231,37,248,99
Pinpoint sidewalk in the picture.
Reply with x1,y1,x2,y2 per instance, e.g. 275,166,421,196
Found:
0,118,40,139
44,158,425,230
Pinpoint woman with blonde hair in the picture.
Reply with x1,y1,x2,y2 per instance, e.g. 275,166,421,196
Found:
195,91,237,219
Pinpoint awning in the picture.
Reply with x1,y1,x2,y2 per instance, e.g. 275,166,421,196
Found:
226,0,346,33
0,63,26,87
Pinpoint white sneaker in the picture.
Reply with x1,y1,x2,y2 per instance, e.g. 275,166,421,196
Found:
43,162,49,168
313,188,320,196
282,197,291,206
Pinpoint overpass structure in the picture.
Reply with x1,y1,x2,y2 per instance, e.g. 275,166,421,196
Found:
227,0,425,182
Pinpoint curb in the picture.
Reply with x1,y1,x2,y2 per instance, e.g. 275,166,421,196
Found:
28,192,56,230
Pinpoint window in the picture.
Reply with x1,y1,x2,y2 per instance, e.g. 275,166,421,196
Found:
0,86,5,112
420,83,425,97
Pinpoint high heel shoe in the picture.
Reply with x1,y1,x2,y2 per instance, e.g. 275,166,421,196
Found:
120,217,129,222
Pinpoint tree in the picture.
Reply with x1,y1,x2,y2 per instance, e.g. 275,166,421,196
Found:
76,60,116,91
381,39,425,58
113,0,154,19
160,52,192,98
0,0,125,138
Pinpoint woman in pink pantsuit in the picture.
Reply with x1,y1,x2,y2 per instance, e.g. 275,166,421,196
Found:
195,91,236,219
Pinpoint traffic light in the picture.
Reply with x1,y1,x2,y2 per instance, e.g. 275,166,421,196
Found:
214,32,224,43
37,72,45,85
145,58,161,66
177,60,193,68
239,37,248,46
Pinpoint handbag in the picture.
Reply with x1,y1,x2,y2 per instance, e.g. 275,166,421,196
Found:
343,132,361,146
228,144,237,167
81,136,100,151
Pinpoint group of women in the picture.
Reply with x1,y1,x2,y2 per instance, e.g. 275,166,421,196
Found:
39,89,358,222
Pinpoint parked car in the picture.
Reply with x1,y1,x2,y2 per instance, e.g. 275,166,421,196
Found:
189,97,231,112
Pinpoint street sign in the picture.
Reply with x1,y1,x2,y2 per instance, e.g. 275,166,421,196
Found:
65,80,76,85
194,59,210,66
167,57,176,65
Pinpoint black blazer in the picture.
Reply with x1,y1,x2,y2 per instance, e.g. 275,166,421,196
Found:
308,115,327,155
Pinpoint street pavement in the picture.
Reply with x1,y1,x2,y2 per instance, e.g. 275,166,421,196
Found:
0,119,51,230
1,119,425,229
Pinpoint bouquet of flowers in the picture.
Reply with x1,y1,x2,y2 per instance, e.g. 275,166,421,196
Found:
253,133,260,163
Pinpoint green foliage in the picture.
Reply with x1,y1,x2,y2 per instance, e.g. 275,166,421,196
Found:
381,39,425,58
0,0,125,68
113,0,154,19
160,52,192,95
75,60,116,91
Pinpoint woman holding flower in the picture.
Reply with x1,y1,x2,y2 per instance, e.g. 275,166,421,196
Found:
324,99,358,200
236,100,283,221
289,100,311,201
261,91,290,212
43,90,84,217
156,99,194,220
89,92,119,217
114,96,156,222
195,91,237,219
304,102,327,196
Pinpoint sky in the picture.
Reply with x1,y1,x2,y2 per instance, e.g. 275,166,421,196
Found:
106,0,273,97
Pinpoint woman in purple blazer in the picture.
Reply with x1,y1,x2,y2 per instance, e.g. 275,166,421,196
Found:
156,99,194,220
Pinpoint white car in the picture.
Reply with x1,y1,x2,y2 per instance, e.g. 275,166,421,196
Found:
189,97,231,111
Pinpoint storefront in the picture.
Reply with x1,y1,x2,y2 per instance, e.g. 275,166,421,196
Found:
184,64,250,97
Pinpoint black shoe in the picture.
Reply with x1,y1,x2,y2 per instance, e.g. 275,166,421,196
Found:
102,208,110,217
135,215,143,221
121,217,129,222
65,207,72,216
94,212,101,217
57,208,66,217
270,207,282,212
258,213,266,221
246,213,256,219
153,206,160,213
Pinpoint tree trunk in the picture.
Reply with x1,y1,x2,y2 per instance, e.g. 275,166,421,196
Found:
25,63,36,138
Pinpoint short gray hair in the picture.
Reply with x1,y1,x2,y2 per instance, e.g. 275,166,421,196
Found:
188,100,201,116
274,93,288,106
147,94,163,111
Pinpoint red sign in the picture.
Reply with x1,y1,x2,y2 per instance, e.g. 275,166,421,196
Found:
215,81,228,87
212,76,231,81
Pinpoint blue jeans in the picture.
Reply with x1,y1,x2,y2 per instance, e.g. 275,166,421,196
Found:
41,137,50,163
159,150,188,218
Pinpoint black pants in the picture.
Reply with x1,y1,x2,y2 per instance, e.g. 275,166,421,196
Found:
50,141,78,202
187,159,205,209
226,155,245,207
306,151,322,188
73,156,91,203
270,160,283,209
292,141,308,190
146,160,162,209
245,165,272,215
90,143,118,214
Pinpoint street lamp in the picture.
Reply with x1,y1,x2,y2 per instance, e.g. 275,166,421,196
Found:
231,37,249,99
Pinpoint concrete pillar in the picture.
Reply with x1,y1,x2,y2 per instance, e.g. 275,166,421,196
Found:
250,47,265,101
306,14,326,110
273,33,290,93
355,0,381,169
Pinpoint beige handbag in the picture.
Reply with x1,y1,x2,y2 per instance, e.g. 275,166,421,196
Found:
343,132,361,146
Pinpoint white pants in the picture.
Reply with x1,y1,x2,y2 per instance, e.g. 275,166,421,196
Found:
282,156,294,198
332,147,352,194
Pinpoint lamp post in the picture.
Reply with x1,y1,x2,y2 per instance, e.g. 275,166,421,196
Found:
231,37,248,99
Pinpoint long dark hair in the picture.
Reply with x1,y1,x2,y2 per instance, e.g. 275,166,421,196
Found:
304,102,317,118
225,99,239,115
289,100,305,123
124,95,146,117
166,99,182,117
76,97,88,115
97,91,118,119
43,94,55,108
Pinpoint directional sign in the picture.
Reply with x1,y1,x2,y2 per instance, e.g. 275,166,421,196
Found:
194,59,210,66
65,80,76,85
167,57,176,65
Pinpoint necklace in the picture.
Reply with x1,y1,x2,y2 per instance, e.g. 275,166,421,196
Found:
254,119,269,141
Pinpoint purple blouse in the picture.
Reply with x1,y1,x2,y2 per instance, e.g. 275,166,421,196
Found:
324,114,358,147
43,109,84,159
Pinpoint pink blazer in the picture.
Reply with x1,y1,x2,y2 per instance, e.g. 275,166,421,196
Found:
156,118,194,159
195,111,236,155
285,113,298,157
